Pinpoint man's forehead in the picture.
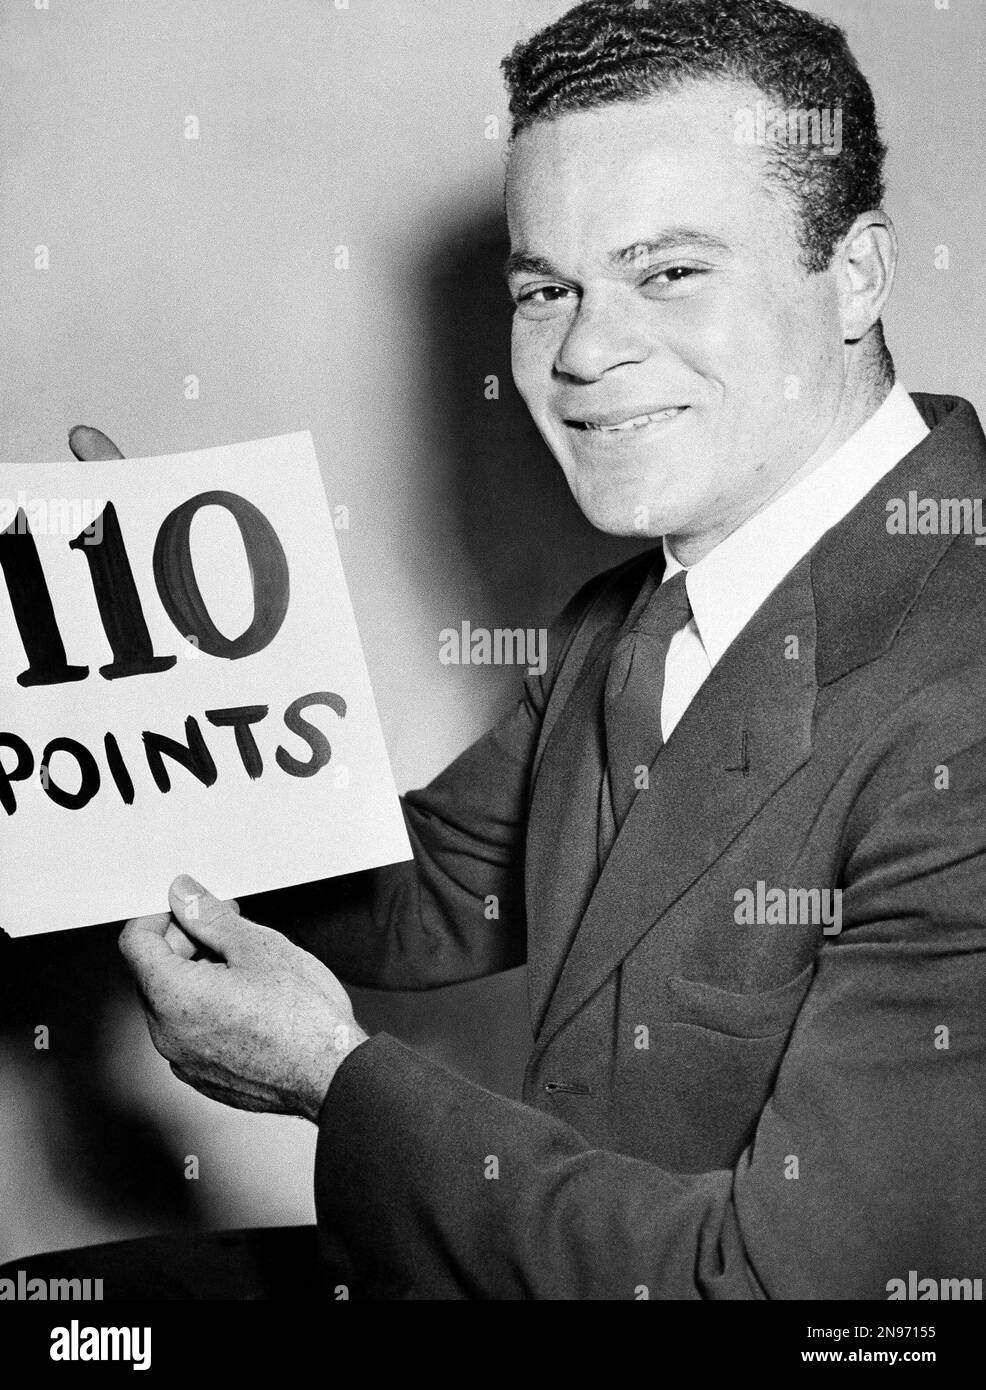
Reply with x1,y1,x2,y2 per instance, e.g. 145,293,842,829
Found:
505,78,773,172
504,82,783,258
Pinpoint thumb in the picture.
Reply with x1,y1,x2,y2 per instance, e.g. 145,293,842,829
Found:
168,874,241,956
163,900,239,959
68,425,125,461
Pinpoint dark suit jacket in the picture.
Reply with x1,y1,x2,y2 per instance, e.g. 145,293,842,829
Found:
287,392,986,1298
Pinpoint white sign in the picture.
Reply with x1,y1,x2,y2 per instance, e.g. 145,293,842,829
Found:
0,432,411,936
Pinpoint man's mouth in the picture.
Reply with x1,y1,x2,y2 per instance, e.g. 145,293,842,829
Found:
567,407,687,432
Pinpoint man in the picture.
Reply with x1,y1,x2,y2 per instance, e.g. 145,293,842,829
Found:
73,0,986,1297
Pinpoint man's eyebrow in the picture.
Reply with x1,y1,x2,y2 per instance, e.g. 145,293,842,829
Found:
503,250,558,280
503,229,732,281
611,229,733,265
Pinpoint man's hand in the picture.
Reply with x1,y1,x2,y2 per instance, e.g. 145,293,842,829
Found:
119,875,368,1123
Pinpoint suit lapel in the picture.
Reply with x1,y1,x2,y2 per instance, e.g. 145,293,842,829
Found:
812,393,986,685
533,557,818,1045
525,627,617,1028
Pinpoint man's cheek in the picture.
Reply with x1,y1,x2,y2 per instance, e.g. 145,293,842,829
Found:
511,320,557,402
509,320,532,392
679,294,781,384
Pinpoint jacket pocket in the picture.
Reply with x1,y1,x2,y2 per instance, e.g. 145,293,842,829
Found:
667,961,815,1039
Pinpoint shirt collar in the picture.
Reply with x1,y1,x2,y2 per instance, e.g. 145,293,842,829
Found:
662,382,930,667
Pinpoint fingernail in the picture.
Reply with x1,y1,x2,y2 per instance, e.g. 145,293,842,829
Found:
173,873,204,902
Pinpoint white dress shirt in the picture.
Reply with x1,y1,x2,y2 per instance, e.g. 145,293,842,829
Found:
658,382,930,738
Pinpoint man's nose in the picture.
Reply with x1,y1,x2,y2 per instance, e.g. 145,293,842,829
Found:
553,292,650,382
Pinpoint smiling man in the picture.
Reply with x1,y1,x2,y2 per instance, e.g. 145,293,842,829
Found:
504,75,891,556
97,0,985,1298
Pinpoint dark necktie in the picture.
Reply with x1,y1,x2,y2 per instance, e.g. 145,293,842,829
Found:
603,569,693,827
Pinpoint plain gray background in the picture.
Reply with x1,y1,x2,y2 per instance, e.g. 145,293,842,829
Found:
0,0,983,1262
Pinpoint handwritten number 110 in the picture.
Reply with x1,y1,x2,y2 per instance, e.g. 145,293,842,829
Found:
0,490,290,686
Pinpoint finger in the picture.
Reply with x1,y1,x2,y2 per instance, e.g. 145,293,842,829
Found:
163,920,198,959
169,874,242,956
68,425,125,461
119,912,186,995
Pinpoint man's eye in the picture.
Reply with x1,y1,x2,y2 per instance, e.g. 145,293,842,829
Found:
516,284,572,305
511,283,577,319
644,266,706,288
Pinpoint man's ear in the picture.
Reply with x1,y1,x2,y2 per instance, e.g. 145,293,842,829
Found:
832,211,897,345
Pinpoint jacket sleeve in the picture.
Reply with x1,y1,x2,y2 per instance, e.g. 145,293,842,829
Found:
311,735,986,1298
243,569,614,991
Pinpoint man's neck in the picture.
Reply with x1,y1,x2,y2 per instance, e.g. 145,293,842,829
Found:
668,373,895,568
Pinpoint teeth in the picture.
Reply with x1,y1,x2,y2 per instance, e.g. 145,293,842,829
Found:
584,408,682,432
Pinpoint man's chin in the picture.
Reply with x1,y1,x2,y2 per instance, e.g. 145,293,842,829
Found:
585,514,664,539
567,484,671,539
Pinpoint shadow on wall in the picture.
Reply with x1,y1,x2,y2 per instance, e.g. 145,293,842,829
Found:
0,207,649,1261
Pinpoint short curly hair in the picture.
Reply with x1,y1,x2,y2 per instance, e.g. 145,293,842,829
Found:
502,0,887,274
